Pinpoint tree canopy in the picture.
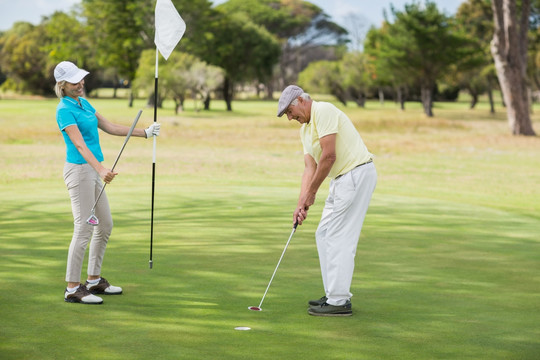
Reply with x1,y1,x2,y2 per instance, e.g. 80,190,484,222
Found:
0,0,538,136
365,1,481,116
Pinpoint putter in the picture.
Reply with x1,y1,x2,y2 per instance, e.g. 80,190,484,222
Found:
249,222,298,311
86,110,143,226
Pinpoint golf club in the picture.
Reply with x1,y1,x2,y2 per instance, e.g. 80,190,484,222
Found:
86,110,143,226
248,222,298,311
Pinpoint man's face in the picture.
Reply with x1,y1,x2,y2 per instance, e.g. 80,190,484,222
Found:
286,97,310,124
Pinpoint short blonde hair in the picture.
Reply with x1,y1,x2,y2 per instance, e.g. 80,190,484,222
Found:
54,81,66,98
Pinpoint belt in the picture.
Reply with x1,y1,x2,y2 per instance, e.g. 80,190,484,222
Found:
335,160,373,180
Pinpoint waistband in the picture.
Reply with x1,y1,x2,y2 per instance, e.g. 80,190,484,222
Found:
334,160,373,180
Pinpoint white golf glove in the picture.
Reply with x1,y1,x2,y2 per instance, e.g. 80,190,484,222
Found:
145,123,161,138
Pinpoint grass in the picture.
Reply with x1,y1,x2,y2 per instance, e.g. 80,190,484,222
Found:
0,95,539,359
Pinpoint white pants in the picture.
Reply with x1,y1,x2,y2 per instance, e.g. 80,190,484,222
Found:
63,163,113,283
315,162,377,306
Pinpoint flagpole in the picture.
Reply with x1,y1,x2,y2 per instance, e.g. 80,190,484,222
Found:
151,0,186,270
150,49,158,269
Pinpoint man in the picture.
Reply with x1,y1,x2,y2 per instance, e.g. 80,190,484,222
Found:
277,85,377,317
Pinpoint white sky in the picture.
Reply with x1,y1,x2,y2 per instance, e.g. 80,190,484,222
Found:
0,0,464,31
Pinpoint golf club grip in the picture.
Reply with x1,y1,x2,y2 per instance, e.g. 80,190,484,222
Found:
110,110,143,171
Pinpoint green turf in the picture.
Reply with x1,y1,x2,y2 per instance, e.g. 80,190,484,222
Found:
0,96,539,359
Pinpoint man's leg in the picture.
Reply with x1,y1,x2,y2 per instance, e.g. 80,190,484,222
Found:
315,181,336,296
325,163,377,306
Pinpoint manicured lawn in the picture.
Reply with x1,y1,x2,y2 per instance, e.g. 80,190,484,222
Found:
0,96,539,359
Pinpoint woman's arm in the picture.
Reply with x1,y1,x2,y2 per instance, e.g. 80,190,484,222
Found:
64,125,117,183
96,112,147,138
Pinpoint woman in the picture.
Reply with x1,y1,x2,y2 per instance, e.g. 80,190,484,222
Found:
54,61,160,304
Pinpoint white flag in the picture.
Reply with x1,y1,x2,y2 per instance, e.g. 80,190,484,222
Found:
154,0,186,60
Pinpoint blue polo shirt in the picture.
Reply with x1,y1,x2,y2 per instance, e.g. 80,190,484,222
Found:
56,97,104,164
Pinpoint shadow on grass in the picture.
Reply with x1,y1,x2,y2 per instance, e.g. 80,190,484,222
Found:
1,190,539,359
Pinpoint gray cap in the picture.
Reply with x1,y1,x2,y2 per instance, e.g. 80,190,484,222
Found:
277,85,304,117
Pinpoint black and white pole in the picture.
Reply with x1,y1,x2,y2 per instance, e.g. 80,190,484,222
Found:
149,49,159,269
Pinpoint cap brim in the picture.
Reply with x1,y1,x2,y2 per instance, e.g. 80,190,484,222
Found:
65,70,89,84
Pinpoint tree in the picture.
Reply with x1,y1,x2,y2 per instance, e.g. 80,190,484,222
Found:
82,0,152,106
528,0,540,94
0,22,50,94
455,0,498,113
298,60,347,105
186,61,224,111
364,25,411,110
491,0,536,135
340,52,371,107
42,11,100,94
218,0,349,97
343,13,369,52
133,50,223,113
203,11,280,111
377,2,480,117
455,0,540,115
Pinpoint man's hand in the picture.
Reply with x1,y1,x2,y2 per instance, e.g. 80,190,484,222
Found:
293,206,308,226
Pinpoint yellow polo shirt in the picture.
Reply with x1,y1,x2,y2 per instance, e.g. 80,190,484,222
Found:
300,101,372,179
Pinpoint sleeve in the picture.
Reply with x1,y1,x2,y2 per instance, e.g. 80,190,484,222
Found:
315,103,339,138
57,108,77,131
299,126,311,155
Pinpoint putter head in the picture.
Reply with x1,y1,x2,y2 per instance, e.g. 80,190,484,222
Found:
86,214,99,226
248,306,262,311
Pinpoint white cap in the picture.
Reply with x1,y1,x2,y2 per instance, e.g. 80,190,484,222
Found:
54,61,89,83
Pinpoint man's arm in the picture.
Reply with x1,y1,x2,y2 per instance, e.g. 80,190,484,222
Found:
294,133,336,224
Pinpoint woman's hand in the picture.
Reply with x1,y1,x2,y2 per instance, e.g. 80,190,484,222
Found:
99,167,118,184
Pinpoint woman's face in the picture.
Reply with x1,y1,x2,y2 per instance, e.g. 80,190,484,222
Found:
63,79,85,99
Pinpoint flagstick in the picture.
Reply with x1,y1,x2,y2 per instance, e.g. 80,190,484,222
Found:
150,49,159,269
152,0,186,269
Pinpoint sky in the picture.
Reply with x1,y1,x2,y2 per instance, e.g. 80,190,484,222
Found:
0,0,464,32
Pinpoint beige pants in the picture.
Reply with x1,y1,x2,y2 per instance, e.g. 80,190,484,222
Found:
63,163,113,283
316,162,377,306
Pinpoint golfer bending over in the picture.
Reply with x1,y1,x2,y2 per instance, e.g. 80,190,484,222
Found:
54,61,160,304
277,85,377,317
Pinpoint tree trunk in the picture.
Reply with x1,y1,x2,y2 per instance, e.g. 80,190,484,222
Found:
491,0,536,135
378,88,384,106
223,76,233,111
204,94,211,110
470,92,478,109
396,87,405,110
331,84,348,106
421,86,434,117
113,74,119,99
487,82,495,114
357,94,365,108
528,87,533,113
265,80,274,100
